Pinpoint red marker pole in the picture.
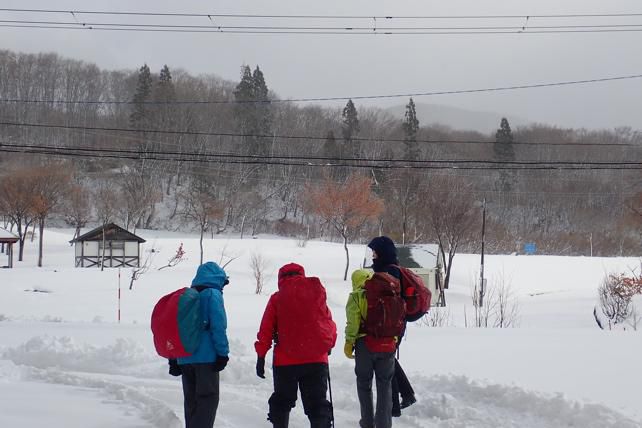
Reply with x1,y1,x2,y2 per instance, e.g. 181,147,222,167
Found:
118,268,121,323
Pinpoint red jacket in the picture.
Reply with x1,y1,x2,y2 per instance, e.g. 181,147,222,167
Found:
255,263,337,366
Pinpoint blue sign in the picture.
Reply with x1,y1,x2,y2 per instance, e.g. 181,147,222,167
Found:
524,243,536,255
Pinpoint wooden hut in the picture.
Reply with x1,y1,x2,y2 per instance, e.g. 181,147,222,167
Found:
70,223,146,268
0,228,19,268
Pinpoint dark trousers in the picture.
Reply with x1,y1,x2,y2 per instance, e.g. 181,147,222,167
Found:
391,359,415,414
181,363,220,428
354,338,395,428
268,363,332,428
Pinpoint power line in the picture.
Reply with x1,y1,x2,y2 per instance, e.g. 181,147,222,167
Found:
1,141,640,170
0,74,641,105
5,22,642,35
1,120,640,147
2,8,642,20
6,19,642,31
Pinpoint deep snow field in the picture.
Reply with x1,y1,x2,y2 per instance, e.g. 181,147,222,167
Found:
0,228,640,428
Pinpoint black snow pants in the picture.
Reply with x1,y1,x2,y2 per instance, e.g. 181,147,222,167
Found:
181,363,220,428
391,358,415,415
268,363,333,428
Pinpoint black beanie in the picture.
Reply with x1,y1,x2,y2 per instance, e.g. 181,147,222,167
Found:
368,236,398,265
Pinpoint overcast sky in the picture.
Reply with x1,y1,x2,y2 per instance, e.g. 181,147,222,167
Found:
2,0,642,131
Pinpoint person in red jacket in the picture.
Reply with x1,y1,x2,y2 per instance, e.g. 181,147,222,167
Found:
255,263,337,428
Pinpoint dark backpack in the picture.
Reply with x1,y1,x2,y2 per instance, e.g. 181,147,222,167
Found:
396,266,432,322
363,272,406,338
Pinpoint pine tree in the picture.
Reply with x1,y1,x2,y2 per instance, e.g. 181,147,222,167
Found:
494,117,516,191
130,64,153,127
342,99,360,157
154,65,176,129
233,65,272,156
402,97,420,159
252,66,272,156
494,117,515,159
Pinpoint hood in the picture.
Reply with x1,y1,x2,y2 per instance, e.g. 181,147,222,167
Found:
351,269,373,292
278,263,305,289
191,262,228,290
368,236,399,267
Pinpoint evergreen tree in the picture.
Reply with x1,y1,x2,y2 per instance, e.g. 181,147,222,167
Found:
154,65,176,129
130,64,153,127
323,130,340,180
233,65,272,156
494,117,516,191
252,66,272,156
402,97,420,159
342,99,360,158
494,117,515,158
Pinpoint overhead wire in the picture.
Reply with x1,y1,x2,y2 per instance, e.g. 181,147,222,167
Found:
1,74,641,105
2,8,642,20
0,141,640,170
1,120,639,147
5,22,642,35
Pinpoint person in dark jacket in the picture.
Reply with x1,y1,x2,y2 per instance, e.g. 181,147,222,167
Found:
367,236,417,417
171,262,230,428
255,263,337,428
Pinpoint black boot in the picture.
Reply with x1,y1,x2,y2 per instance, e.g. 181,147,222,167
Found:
268,412,289,428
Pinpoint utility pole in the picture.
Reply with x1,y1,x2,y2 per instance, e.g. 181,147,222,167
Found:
479,198,486,307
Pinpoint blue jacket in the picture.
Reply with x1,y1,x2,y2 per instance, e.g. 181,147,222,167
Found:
178,262,229,365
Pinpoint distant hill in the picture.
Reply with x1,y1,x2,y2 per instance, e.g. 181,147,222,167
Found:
386,102,530,134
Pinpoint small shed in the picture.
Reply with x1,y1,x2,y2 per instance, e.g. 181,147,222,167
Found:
70,223,146,268
0,228,19,268
398,244,447,307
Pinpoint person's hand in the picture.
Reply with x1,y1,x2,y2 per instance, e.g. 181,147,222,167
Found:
213,356,229,372
256,356,266,379
168,359,182,376
343,342,355,359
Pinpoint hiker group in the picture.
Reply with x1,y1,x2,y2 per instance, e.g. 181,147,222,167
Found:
151,236,430,428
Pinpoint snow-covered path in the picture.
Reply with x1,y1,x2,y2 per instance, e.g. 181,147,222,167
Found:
2,331,640,428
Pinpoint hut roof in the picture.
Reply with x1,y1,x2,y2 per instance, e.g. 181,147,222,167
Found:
0,228,19,243
70,223,146,243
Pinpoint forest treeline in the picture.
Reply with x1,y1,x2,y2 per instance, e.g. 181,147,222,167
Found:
0,49,640,260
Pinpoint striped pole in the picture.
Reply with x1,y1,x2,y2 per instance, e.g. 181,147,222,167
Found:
118,268,121,323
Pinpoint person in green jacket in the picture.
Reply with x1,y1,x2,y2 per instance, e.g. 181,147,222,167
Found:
344,269,371,354
344,268,396,428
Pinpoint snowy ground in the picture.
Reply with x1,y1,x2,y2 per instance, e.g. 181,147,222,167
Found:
0,229,640,427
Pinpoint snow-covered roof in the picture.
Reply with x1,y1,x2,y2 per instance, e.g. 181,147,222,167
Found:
398,244,440,268
0,228,19,242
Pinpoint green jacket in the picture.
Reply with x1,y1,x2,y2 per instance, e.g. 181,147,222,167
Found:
344,269,373,344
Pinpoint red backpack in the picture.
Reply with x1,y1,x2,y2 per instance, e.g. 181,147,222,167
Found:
397,267,432,322
363,272,406,338
151,288,207,359
275,276,337,360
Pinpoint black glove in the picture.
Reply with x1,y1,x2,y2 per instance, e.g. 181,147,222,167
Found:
256,356,266,379
168,359,182,377
213,356,229,372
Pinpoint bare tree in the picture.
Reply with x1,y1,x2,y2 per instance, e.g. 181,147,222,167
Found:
157,242,186,270
129,245,157,290
31,165,70,267
93,184,119,272
598,274,633,329
182,180,224,265
425,180,480,291
424,307,451,327
63,184,92,243
305,174,384,280
0,167,39,261
250,251,269,294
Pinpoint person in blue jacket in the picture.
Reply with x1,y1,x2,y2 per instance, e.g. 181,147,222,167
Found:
170,261,230,428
